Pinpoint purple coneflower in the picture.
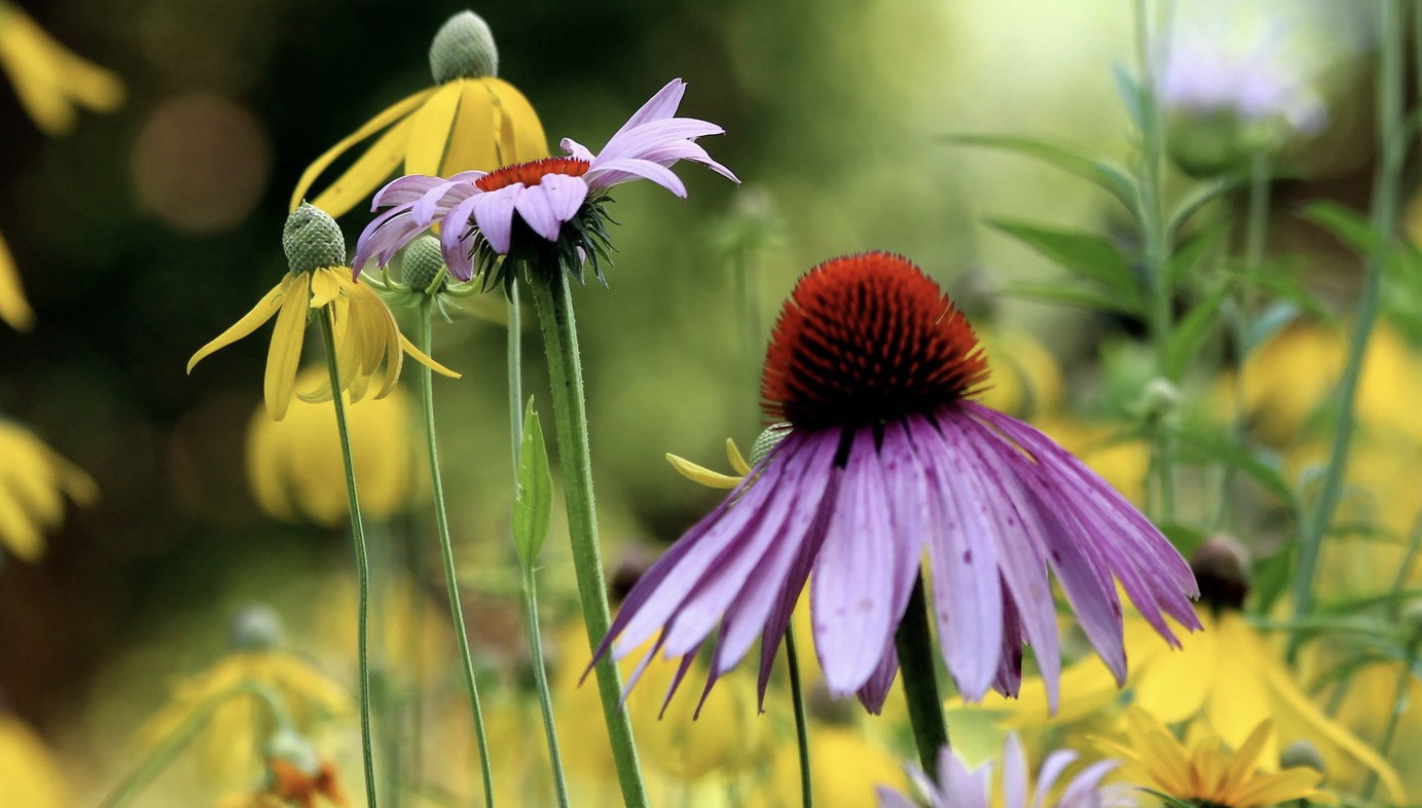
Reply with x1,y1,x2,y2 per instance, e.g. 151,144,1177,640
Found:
597,252,1199,714
354,78,737,288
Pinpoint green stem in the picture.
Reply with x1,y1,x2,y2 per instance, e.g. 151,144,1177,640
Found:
417,298,496,808
1291,0,1406,644
1134,0,1177,522
521,566,572,808
1362,623,1422,801
319,309,379,808
509,277,525,472
784,625,813,808
895,573,948,778
528,272,649,808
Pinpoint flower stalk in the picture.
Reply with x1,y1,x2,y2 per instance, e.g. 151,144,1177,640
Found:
416,298,496,808
894,573,949,779
784,625,814,808
528,271,649,808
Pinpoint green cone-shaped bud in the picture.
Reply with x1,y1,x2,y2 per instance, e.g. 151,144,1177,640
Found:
229,603,285,651
283,203,346,274
401,235,449,293
430,10,498,83
749,423,791,467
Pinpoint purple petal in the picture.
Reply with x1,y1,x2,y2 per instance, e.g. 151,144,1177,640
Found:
1033,750,1080,808
538,174,589,229
880,422,932,622
470,187,521,255
875,787,920,808
811,428,899,696
371,174,454,209
587,157,688,196
353,204,422,271
605,79,687,143
513,184,571,243
1058,760,1120,808
440,194,481,282
994,586,1026,697
855,640,899,715
597,118,726,164
1001,734,1027,808
560,136,595,161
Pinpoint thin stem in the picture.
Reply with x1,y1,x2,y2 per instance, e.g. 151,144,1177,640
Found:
1361,624,1422,801
509,277,525,474
417,298,496,808
528,272,649,808
1291,0,1406,643
319,308,379,808
1134,0,1177,522
895,573,948,778
521,566,572,808
784,625,813,808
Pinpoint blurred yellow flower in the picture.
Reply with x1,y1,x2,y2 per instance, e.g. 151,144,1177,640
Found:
975,327,1066,419
0,714,69,808
0,418,96,562
247,368,419,526
1323,660,1422,798
1101,707,1336,808
1037,416,1150,507
744,724,905,808
290,10,546,218
0,229,34,331
0,1,124,136
138,645,350,787
217,728,348,808
187,204,457,421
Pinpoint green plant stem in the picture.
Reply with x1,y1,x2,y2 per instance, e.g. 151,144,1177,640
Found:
1362,623,1422,801
509,278,525,471
895,573,948,778
1134,0,1177,522
784,625,814,808
417,299,496,808
521,566,572,808
319,309,379,808
1291,0,1406,646
528,272,649,808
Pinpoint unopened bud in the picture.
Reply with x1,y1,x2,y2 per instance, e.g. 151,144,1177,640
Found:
400,235,449,293
230,603,285,651
1135,377,1179,424
283,203,346,274
1189,535,1251,611
430,11,498,83
1280,739,1325,774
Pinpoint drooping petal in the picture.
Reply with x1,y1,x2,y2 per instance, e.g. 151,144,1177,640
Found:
512,181,576,242
812,428,900,696
290,87,434,214
0,228,35,331
264,274,312,420
587,157,687,196
308,115,417,219
438,193,481,282
1001,733,1027,808
855,640,899,715
469,187,521,255
441,78,499,175
488,77,550,164
403,82,462,176
187,280,287,374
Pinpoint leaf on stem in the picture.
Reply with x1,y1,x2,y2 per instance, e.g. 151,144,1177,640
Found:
513,397,553,569
988,219,1145,310
945,133,1138,216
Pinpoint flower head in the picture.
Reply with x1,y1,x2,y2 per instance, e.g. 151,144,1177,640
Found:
596,252,1198,714
0,417,96,563
187,203,457,421
0,1,125,136
1101,708,1336,808
877,734,1134,808
290,10,547,218
355,78,738,288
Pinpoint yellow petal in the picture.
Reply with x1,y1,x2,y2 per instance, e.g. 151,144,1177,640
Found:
308,267,343,308
187,281,287,374
489,77,549,163
264,274,312,420
726,439,752,476
1232,769,1332,808
397,332,460,379
309,114,416,219
0,13,73,135
289,87,435,215
49,41,124,113
403,81,462,176
0,228,35,330
1134,609,1215,723
666,453,742,489
1219,719,1274,796
440,78,499,174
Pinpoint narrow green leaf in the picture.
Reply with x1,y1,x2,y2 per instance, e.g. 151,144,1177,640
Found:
1111,63,1144,131
988,219,1144,305
946,133,1138,216
1167,174,1248,243
1302,200,1374,254
1250,542,1294,615
513,397,553,568
1166,285,1229,378
1002,281,1143,316
1243,301,1301,355
1226,264,1337,335
1166,220,1229,286
1175,428,1296,510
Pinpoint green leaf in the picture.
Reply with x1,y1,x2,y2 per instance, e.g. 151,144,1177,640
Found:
1303,200,1375,254
988,219,1144,307
1166,220,1229,286
1244,301,1300,355
1002,281,1143,316
946,134,1138,216
1159,522,1206,557
1226,264,1337,342
1166,285,1229,378
1175,428,1296,510
1111,63,1144,131
1167,174,1248,243
1250,542,1294,615
513,397,553,569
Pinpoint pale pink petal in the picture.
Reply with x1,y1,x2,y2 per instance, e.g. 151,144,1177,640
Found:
587,157,688,196
469,187,521,255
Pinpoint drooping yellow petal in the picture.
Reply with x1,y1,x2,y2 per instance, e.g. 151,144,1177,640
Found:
187,280,287,374
49,41,124,112
308,114,417,219
264,273,312,420
726,439,752,476
1134,609,1216,723
1204,613,1276,755
440,78,499,175
666,453,743,489
403,81,462,176
1232,769,1336,807
289,87,435,214
397,332,460,379
489,77,549,163
1218,719,1274,797
308,266,342,308
0,492,42,561
0,12,73,135
0,227,34,330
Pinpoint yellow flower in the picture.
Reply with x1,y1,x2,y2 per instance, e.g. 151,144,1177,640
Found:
1037,416,1150,507
665,437,752,489
0,418,96,562
290,11,546,218
969,608,1405,803
975,327,1066,419
0,714,70,808
0,228,34,331
0,1,124,136
1102,707,1336,808
138,648,350,787
743,724,905,808
247,368,419,526
187,204,458,421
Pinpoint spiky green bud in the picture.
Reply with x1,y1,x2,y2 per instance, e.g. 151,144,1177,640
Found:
401,235,449,293
430,11,498,83
230,603,285,651
283,203,346,274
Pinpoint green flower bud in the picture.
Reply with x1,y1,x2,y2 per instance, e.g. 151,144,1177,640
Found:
1280,739,1326,774
749,423,791,467
430,11,498,83
229,603,285,651
283,203,346,274
400,235,449,293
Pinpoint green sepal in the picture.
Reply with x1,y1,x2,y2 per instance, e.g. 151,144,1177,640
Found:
513,397,553,569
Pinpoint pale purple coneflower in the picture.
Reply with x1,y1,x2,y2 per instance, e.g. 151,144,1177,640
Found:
595,252,1200,714
353,78,737,288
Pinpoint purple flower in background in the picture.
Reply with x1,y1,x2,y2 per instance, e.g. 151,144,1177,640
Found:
595,252,1199,714
877,735,1135,808
354,78,737,287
